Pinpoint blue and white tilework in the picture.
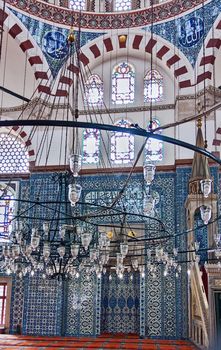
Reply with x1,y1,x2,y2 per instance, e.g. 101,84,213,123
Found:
9,8,105,77
175,166,191,339
65,278,79,336
65,272,97,336
96,275,102,335
22,275,63,335
145,266,162,337
194,166,219,262
101,272,140,334
162,271,176,337
143,0,221,67
10,276,24,334
139,274,146,337
26,173,67,234
7,165,218,338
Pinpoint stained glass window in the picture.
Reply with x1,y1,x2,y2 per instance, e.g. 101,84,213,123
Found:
0,134,29,173
144,69,163,103
0,184,15,241
111,119,134,164
83,129,100,164
84,74,103,107
112,62,135,105
145,119,163,162
115,0,131,11
69,0,86,10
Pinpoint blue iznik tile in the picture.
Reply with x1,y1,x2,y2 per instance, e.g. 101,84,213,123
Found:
143,0,221,67
8,165,219,338
8,8,105,78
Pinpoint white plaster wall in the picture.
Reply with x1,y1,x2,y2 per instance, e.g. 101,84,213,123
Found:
214,47,221,89
0,18,219,168
0,33,37,108
81,43,176,109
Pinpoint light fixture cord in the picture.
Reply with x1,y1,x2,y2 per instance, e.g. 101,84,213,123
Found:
149,0,154,131
0,0,6,66
72,8,82,155
202,0,207,149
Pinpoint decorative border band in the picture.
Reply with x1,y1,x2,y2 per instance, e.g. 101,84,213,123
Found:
7,0,204,30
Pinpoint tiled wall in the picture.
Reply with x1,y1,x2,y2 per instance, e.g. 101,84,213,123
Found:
175,166,191,340
10,1,221,70
101,272,140,334
65,272,99,336
10,276,25,334
22,275,63,336
8,167,219,338
144,172,177,338
10,8,105,77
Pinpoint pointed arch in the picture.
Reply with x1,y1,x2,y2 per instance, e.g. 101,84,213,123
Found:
1,8,50,80
0,132,30,173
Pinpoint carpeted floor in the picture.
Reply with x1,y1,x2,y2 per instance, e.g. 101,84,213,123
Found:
0,334,199,350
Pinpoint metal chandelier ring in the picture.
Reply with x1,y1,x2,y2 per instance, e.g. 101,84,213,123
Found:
1,119,220,165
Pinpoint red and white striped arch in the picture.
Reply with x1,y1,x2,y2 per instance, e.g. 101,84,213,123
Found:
2,5,221,96
0,125,35,166
47,31,194,98
10,126,35,164
191,13,221,89
0,7,50,84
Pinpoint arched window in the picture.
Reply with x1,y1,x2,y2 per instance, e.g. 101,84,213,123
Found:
0,183,16,241
112,62,135,105
145,119,163,162
111,119,134,164
84,74,103,107
83,129,100,164
0,134,29,173
144,69,163,103
69,0,86,10
115,0,131,11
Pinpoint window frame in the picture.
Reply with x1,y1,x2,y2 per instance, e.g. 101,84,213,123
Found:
0,283,7,327
0,277,12,331
112,62,135,105
0,133,29,174
0,182,18,242
145,119,163,163
82,128,101,165
144,69,163,103
84,74,104,107
111,119,134,165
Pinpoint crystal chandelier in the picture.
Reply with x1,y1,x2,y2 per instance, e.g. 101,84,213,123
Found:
69,154,82,177
1,221,181,280
68,183,82,207
214,233,221,259
200,205,212,225
0,219,112,280
143,194,155,217
143,163,156,185
1,20,220,285
200,178,212,198
0,168,174,280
